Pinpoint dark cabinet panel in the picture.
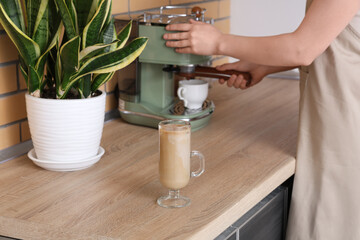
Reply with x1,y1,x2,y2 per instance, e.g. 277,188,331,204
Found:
237,187,287,240
214,226,237,240
215,185,289,240
0,236,21,240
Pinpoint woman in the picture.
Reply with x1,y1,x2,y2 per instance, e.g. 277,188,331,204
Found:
164,0,360,239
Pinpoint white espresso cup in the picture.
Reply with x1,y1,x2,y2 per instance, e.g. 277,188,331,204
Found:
177,79,208,109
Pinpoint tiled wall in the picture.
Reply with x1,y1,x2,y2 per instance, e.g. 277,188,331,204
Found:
0,0,230,154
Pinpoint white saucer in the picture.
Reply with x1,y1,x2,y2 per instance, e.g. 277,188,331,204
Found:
28,147,105,172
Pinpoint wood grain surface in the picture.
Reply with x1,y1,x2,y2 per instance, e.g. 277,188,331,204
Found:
0,78,299,240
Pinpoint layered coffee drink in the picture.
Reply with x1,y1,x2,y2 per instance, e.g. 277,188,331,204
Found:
159,123,191,190
157,120,204,208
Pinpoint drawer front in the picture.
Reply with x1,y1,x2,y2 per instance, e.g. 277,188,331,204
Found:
215,186,288,240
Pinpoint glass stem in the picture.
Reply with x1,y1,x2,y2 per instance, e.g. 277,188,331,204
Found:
169,189,180,199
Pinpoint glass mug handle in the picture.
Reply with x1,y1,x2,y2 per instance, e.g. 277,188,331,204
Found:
190,150,205,178
177,87,188,107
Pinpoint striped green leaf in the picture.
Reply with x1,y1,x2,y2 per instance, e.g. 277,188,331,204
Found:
53,0,77,39
116,20,132,49
35,52,48,82
101,18,117,51
91,72,114,92
19,65,28,88
33,16,61,86
69,0,79,34
28,65,41,96
32,0,49,53
19,55,27,76
104,0,112,27
55,47,62,98
82,0,111,48
61,37,148,98
78,74,91,98
26,0,41,37
47,0,59,33
60,35,80,91
79,40,119,62
37,42,59,73
0,0,25,32
46,46,58,87
86,0,99,23
0,3,40,66
46,1,62,51
75,0,98,34
78,37,147,76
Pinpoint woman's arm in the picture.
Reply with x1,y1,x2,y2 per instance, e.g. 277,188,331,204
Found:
216,61,296,89
164,0,360,66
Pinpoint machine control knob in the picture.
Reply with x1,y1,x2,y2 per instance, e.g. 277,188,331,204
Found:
191,6,202,18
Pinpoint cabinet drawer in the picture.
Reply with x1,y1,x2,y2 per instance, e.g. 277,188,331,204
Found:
215,186,288,240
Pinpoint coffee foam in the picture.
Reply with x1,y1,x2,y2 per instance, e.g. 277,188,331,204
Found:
160,124,190,133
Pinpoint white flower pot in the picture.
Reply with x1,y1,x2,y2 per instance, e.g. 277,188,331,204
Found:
25,91,106,167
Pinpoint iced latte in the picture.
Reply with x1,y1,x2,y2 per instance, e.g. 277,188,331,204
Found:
159,123,191,190
157,120,205,208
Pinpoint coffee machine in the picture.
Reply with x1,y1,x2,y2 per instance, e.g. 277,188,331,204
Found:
115,6,216,131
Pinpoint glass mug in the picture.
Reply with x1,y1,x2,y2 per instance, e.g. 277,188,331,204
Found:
157,120,205,208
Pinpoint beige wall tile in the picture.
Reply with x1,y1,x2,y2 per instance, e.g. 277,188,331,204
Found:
105,75,118,93
0,65,17,94
171,0,201,5
98,84,105,92
105,93,118,112
129,0,169,12
150,1,219,20
193,2,219,19
0,35,18,63
214,18,230,33
114,13,142,21
112,0,128,14
18,65,27,90
219,0,230,18
0,124,20,150
21,120,31,141
154,7,185,15
0,92,26,125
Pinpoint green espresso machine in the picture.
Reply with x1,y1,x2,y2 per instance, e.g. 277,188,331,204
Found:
116,6,215,131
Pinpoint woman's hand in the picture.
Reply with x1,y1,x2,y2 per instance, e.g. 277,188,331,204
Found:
216,61,269,89
163,19,223,55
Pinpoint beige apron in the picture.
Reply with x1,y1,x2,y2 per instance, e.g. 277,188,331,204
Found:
286,1,360,240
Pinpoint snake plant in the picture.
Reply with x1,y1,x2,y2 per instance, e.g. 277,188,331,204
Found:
0,0,148,99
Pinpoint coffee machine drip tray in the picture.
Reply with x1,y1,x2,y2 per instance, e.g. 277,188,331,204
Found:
118,98,214,131
170,100,213,115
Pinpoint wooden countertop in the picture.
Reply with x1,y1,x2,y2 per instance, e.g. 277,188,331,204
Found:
0,78,299,240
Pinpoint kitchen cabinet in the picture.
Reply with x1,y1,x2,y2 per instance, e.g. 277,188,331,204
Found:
215,184,289,240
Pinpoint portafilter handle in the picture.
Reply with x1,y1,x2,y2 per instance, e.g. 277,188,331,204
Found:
178,66,253,87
